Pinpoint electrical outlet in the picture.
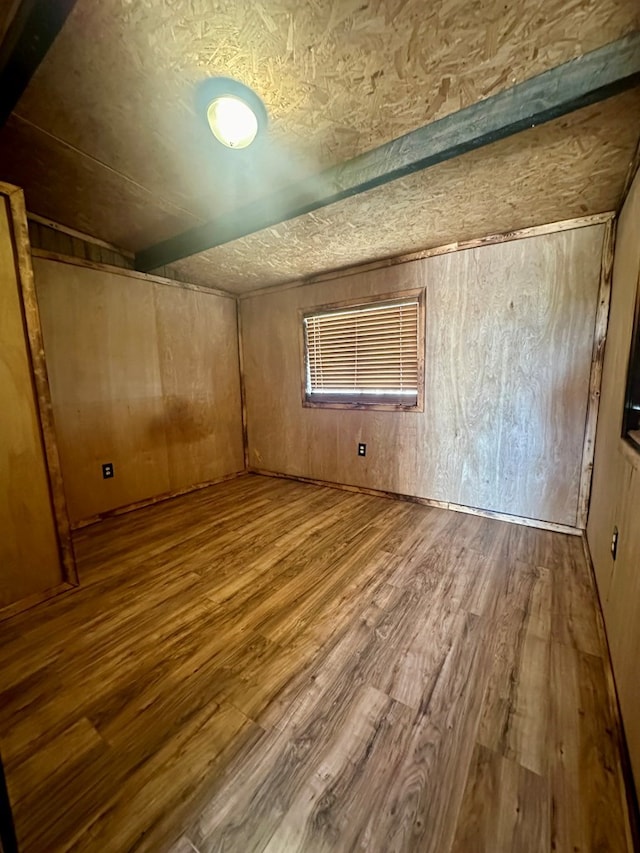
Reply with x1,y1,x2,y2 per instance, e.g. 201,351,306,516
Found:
102,462,114,479
611,526,619,560
358,443,366,457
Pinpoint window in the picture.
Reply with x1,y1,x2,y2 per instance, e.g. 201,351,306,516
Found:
623,272,640,452
302,290,424,411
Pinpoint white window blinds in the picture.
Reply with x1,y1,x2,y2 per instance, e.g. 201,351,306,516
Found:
304,298,420,405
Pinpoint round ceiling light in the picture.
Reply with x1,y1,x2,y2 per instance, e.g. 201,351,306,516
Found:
197,78,267,151
207,95,258,149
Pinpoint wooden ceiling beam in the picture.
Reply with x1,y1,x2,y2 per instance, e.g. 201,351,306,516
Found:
0,0,77,128
136,32,640,272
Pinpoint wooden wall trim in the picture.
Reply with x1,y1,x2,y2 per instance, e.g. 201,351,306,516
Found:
581,532,640,848
577,218,616,529
619,138,640,213
27,211,134,258
236,299,249,470
250,468,582,536
3,184,78,586
70,470,248,530
31,248,235,299
239,212,615,300
0,582,75,624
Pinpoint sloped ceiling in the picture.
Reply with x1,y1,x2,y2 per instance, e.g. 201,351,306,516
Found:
0,0,638,292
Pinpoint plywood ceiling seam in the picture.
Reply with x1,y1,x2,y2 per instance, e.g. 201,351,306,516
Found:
15,113,203,224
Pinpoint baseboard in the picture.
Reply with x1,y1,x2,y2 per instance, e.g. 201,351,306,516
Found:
249,468,581,535
71,470,248,530
581,533,640,851
0,582,76,623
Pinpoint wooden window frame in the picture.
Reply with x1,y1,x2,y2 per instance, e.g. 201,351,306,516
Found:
622,269,640,453
299,288,425,412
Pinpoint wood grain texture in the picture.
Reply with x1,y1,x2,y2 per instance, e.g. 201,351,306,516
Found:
31,249,233,298
33,256,244,524
0,187,71,611
28,218,133,269
242,226,604,526
166,93,640,294
4,185,77,587
250,467,582,536
27,211,134,257
137,33,640,270
587,168,640,794
0,474,631,851
577,218,615,529
238,212,615,301
0,0,636,288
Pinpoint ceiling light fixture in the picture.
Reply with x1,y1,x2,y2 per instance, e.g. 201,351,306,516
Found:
197,78,267,151
207,95,258,149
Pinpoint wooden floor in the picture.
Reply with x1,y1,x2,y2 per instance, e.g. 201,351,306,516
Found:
0,474,633,852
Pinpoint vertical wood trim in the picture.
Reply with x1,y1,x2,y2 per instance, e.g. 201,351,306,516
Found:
236,298,249,470
619,140,640,214
3,185,78,585
577,219,616,529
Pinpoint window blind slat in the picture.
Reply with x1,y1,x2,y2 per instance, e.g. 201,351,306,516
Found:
304,298,420,402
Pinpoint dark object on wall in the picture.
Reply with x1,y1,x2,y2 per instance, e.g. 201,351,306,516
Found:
0,753,18,853
623,271,640,451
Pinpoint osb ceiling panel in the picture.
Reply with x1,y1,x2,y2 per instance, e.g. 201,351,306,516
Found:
0,116,202,248
0,0,638,280
165,92,640,294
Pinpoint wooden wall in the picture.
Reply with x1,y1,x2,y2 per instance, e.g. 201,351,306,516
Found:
241,225,605,527
0,192,67,609
587,169,640,791
33,258,245,525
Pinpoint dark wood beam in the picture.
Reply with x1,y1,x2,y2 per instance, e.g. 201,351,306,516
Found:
0,0,78,128
136,32,640,272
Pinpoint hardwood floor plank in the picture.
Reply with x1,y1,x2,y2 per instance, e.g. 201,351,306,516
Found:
476,562,553,776
550,642,630,852
452,744,549,853
0,474,631,852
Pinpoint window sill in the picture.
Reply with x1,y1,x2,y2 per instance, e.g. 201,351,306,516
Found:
303,398,423,412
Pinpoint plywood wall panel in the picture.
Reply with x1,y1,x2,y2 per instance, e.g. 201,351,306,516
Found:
34,258,244,525
0,197,64,607
587,169,640,791
154,287,244,492
242,226,604,526
605,457,640,787
588,174,640,598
